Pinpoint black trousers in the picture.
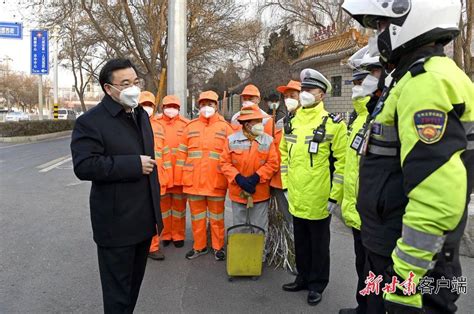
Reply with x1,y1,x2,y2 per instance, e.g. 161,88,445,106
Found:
293,215,331,293
97,238,152,314
363,249,392,314
352,228,367,313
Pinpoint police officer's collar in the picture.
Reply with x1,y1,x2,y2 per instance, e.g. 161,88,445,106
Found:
391,44,445,82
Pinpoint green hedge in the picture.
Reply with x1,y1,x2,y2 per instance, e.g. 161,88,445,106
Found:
0,120,75,137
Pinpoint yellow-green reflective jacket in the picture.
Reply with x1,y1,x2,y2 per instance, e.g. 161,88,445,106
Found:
280,102,347,220
341,96,370,230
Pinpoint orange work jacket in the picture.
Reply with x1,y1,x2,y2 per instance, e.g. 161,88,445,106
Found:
220,131,279,204
175,113,234,197
153,113,190,194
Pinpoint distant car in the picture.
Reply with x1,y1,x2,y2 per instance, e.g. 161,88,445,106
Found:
5,111,30,122
58,109,76,120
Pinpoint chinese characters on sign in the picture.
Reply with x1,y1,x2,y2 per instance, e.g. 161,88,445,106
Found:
359,272,468,296
0,22,22,39
31,30,49,75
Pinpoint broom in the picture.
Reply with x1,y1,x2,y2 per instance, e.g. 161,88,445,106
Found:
265,102,296,273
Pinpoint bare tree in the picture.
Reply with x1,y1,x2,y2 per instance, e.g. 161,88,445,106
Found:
259,0,353,36
446,0,472,76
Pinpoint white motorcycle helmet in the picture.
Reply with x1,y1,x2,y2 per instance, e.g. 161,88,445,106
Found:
348,44,382,71
342,0,461,64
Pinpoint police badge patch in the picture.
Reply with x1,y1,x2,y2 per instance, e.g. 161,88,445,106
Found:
413,109,447,144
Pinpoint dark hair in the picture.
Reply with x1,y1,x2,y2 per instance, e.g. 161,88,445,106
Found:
99,58,137,93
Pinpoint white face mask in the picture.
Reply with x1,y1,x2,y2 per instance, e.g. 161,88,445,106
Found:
241,100,254,107
285,98,299,112
250,123,264,136
299,91,317,108
269,102,279,110
351,85,364,100
200,105,216,118
361,74,379,96
111,85,140,109
164,108,179,119
143,106,154,117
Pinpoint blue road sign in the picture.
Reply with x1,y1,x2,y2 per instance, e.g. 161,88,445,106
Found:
0,22,22,39
31,30,49,75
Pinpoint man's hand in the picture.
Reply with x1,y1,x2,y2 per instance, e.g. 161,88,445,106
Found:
140,155,156,175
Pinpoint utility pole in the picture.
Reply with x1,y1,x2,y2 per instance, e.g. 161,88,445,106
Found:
53,26,59,120
167,0,187,117
38,75,43,120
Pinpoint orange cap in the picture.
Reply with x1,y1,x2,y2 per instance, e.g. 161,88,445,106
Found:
198,90,219,104
276,80,301,94
240,84,260,98
162,95,181,107
139,91,156,107
237,104,269,121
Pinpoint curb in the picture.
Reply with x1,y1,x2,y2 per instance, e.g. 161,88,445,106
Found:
0,130,72,143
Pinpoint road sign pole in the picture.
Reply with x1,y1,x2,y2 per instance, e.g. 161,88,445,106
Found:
53,26,59,120
38,75,43,120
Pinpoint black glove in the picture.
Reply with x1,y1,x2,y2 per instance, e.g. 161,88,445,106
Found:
235,174,255,194
248,173,260,187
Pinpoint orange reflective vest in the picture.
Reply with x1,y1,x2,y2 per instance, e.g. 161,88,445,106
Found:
175,113,234,197
220,131,279,203
150,118,172,195
153,113,190,194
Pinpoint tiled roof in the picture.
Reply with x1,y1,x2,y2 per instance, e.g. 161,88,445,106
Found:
292,29,369,65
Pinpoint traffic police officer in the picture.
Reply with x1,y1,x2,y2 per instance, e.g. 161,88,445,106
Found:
343,0,474,312
340,45,384,314
280,69,347,306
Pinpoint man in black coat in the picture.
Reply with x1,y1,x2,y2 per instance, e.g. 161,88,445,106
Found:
71,58,163,313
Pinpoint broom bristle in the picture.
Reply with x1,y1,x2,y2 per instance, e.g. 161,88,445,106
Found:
265,195,296,273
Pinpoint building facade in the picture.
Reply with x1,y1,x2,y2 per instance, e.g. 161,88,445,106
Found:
291,29,368,118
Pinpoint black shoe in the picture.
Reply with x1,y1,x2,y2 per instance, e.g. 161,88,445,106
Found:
307,291,322,306
148,250,165,261
162,240,171,247
214,248,226,261
173,240,184,248
185,248,208,260
282,281,307,292
339,308,357,314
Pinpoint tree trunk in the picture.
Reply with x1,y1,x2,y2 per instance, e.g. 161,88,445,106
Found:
79,94,87,113
453,16,464,69
463,0,473,76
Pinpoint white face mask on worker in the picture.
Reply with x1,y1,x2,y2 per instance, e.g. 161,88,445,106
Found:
285,98,299,112
269,102,279,110
200,106,215,118
250,123,264,136
241,101,254,107
164,108,179,118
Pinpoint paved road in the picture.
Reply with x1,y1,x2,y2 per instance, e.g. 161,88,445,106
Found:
1,137,473,313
